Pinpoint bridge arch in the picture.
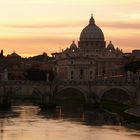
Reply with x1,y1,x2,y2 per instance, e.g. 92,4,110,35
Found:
100,87,133,104
55,86,88,106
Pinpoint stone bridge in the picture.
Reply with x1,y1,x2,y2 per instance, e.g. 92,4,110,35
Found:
0,80,140,106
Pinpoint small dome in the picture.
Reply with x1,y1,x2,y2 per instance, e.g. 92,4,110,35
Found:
80,14,104,41
70,41,77,50
107,41,115,51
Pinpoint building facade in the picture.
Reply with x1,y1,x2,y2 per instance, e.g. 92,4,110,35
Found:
53,15,124,81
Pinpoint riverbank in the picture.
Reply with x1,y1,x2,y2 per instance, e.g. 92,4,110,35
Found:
100,100,140,129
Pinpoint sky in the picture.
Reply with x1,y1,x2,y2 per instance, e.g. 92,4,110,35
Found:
0,0,140,57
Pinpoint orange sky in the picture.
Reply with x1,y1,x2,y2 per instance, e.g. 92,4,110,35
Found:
0,0,140,57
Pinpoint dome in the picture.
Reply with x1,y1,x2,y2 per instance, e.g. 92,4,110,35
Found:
70,41,77,50
107,41,115,51
80,14,104,41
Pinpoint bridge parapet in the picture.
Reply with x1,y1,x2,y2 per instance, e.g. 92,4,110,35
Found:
0,79,138,106
56,80,135,86
0,80,136,86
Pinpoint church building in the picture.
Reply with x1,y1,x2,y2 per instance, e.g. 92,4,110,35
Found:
52,15,124,81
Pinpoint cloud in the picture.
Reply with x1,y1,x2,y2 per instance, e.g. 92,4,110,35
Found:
0,20,140,30
105,36,140,52
0,35,139,55
0,21,84,29
0,37,74,56
0,19,139,56
100,21,140,29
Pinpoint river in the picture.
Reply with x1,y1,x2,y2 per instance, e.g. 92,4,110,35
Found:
0,104,140,140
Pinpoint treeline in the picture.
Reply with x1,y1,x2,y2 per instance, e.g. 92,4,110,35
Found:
25,68,55,81
124,61,140,73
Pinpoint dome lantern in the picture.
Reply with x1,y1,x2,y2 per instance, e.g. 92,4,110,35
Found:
89,13,95,25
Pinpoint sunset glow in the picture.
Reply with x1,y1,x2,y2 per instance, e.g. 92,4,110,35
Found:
0,0,140,57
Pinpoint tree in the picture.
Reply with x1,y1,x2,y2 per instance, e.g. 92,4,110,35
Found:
25,68,56,81
25,68,47,81
124,61,140,73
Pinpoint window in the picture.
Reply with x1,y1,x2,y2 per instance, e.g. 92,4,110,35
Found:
102,70,106,76
80,69,83,79
96,42,98,46
71,71,74,80
96,71,98,76
71,61,73,64
112,72,114,76
102,63,106,75
90,71,93,79
90,61,93,64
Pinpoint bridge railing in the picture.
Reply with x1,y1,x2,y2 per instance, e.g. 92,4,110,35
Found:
0,79,136,86
56,80,135,86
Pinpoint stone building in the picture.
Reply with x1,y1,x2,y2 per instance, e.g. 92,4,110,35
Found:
4,51,24,80
53,15,124,81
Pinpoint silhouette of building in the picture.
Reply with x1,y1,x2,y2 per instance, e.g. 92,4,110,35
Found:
0,50,4,59
0,15,139,81
53,15,125,81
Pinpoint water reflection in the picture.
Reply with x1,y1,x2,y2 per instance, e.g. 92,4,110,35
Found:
38,107,85,122
0,120,4,140
38,106,121,126
0,105,139,140
0,109,20,140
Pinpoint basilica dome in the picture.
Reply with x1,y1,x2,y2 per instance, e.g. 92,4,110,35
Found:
80,15,104,41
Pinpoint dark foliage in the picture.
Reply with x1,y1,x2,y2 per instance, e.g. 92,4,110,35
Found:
25,68,46,81
124,61,140,73
25,68,55,81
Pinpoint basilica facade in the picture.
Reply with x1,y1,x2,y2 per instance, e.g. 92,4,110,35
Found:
53,15,125,81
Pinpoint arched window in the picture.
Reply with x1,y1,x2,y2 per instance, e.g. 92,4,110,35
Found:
71,71,74,80
80,69,84,79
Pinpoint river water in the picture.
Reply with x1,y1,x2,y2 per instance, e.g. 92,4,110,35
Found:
0,105,140,140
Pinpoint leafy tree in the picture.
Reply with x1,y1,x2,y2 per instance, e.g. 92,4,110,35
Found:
25,68,46,81
25,68,55,81
124,61,140,73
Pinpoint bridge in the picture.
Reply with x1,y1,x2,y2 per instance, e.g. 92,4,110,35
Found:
0,78,140,108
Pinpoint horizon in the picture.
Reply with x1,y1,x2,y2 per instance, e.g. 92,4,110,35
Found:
0,0,140,57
